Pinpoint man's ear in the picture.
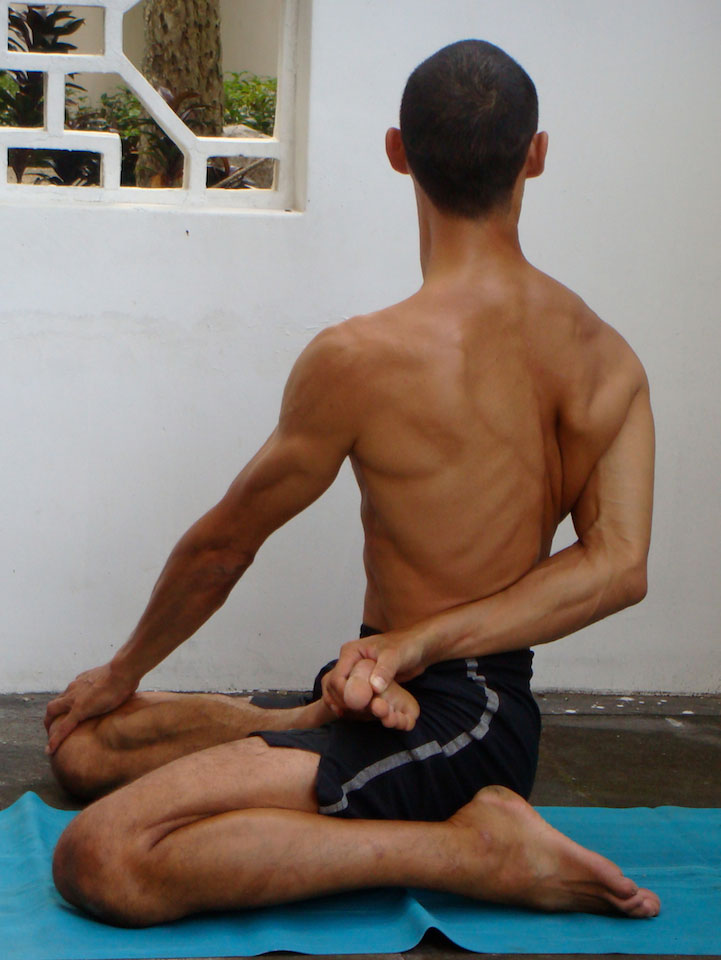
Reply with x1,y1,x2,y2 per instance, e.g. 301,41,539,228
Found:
525,131,549,179
386,127,410,175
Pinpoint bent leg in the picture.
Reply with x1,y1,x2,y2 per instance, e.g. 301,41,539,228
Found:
50,690,332,800
53,740,660,927
53,735,322,921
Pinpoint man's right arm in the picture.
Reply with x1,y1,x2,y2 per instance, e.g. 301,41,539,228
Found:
45,325,361,752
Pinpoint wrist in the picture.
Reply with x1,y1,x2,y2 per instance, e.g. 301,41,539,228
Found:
413,617,446,668
109,648,143,688
421,605,480,664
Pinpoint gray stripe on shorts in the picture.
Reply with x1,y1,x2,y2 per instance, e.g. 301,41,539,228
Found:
318,658,499,815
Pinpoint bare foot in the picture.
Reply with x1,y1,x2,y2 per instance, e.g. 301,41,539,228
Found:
50,691,336,750
448,786,661,918
180,691,336,733
343,659,420,731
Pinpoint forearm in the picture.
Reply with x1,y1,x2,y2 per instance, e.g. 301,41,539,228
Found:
110,520,253,684
340,380,653,703
418,540,647,665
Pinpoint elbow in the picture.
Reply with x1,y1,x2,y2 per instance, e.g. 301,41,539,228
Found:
178,539,256,594
196,548,255,611
585,542,648,614
615,556,648,608
208,547,256,585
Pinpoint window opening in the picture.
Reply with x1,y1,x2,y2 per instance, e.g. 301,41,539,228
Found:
206,152,276,190
6,145,101,184
7,4,104,55
0,0,306,208
0,69,43,127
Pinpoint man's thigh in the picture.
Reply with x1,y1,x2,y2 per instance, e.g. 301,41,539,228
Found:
83,736,321,845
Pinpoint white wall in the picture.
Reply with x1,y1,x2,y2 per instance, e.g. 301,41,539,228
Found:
1,0,719,694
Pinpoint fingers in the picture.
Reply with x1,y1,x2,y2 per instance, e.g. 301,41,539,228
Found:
322,631,422,719
335,641,368,684
322,641,371,716
344,660,376,712
368,647,401,695
320,667,347,717
43,663,140,759
44,696,72,732
45,711,80,756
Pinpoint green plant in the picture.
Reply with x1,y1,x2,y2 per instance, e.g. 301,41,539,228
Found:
2,5,91,184
70,85,147,185
24,147,100,186
0,71,19,125
71,82,267,189
223,71,277,135
77,85,214,188
0,66,41,131
135,87,208,187
4,36,279,188
8,5,84,54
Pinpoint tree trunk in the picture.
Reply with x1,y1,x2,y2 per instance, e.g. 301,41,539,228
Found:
137,0,223,186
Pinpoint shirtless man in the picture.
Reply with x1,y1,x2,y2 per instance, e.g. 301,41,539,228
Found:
45,40,659,926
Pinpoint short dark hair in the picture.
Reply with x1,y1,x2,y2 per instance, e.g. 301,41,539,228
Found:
400,40,538,218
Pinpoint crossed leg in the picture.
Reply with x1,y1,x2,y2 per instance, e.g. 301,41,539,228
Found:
50,662,420,801
52,736,660,927
49,690,329,799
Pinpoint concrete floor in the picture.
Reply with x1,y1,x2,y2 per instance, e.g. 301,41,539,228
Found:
2,690,721,959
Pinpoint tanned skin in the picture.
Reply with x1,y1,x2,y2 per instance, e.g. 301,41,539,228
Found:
323,130,653,715
45,127,658,926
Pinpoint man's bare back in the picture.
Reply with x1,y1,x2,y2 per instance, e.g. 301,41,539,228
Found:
336,264,643,631
318,229,651,712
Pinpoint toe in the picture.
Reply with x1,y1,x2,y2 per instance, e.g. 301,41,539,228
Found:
617,876,638,898
381,708,402,729
370,696,390,718
636,889,661,918
607,886,660,919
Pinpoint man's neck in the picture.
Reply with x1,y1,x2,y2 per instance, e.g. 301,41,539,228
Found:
415,189,526,284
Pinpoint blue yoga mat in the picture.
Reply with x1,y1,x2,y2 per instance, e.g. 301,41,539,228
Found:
2,792,720,959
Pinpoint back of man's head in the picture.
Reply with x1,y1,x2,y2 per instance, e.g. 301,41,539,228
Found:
400,39,538,219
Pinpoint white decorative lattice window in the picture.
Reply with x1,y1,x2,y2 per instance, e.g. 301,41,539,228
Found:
0,0,307,208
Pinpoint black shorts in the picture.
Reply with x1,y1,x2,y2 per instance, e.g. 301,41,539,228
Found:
252,626,541,822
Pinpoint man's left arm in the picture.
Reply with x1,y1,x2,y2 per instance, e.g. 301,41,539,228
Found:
325,379,654,705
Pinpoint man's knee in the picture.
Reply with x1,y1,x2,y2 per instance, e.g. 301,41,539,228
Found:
50,719,118,801
52,806,166,927
49,693,178,799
